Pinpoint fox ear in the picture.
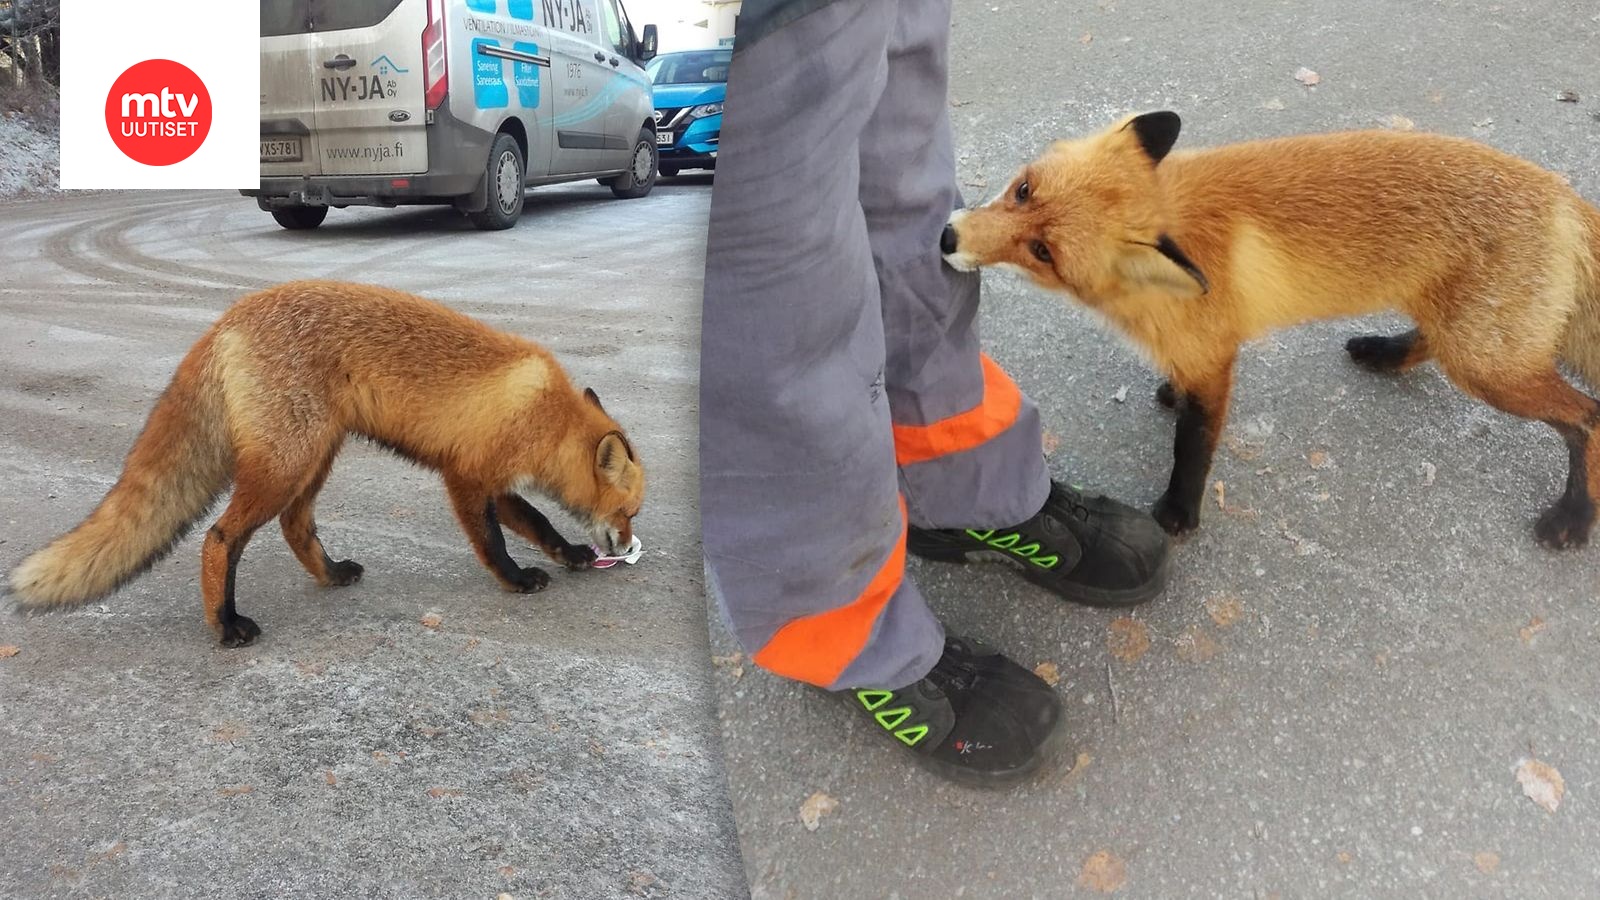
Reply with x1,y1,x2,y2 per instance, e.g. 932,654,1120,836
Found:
583,387,605,411
1120,234,1209,296
595,431,635,484
1119,111,1182,164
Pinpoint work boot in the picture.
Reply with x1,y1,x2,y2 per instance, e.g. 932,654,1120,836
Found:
907,480,1170,607
849,636,1065,787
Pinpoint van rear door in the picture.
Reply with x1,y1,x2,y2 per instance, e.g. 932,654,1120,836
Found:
260,1,324,177
306,0,429,176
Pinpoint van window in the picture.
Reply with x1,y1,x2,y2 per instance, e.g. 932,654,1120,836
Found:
598,0,629,56
261,0,407,37
615,0,638,52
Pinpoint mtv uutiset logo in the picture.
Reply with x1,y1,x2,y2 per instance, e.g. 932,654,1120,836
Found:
60,2,256,188
103,59,213,166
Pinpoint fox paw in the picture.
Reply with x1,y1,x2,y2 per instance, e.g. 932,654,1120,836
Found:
218,614,261,648
1152,493,1200,536
324,559,364,586
505,566,551,593
559,543,598,570
1535,503,1593,550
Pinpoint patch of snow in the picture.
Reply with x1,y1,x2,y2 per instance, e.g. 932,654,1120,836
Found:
0,113,59,198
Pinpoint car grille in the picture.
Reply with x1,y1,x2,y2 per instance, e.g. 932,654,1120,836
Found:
654,107,689,132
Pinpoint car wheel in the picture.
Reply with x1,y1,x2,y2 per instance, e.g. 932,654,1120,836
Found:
658,163,679,178
468,133,525,230
609,127,657,199
270,205,328,230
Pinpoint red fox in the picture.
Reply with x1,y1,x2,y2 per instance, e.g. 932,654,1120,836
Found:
8,281,645,646
941,112,1600,544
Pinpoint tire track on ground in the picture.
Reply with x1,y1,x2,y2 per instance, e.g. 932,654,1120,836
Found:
38,196,224,293
96,197,277,293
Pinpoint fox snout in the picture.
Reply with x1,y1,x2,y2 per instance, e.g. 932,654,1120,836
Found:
590,519,630,556
940,209,979,272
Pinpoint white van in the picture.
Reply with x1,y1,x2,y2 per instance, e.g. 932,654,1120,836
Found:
247,0,659,230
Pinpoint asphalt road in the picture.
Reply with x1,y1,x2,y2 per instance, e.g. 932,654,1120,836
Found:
0,176,747,899
712,2,1600,897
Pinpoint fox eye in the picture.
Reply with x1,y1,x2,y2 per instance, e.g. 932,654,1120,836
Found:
1014,180,1031,202
1029,240,1052,264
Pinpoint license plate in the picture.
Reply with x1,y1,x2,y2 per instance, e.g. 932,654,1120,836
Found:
655,130,673,146
260,138,303,162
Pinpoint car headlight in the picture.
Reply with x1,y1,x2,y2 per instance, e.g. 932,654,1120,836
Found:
688,102,723,119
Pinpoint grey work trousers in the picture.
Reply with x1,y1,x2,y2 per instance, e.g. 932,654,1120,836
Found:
699,0,1051,690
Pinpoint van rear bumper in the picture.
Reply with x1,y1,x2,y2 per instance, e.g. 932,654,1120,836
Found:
241,104,494,208
241,172,481,209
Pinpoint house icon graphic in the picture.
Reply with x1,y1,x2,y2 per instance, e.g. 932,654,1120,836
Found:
370,55,409,76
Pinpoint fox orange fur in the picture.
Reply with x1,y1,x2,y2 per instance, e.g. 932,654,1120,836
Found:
943,112,1600,544
8,281,645,646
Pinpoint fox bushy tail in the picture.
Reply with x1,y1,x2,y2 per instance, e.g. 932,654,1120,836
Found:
8,338,232,608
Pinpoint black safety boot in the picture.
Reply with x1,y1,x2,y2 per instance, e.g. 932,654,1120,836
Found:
907,480,1170,607
849,636,1066,787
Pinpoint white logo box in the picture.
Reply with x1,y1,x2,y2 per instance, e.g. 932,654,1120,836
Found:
60,1,259,189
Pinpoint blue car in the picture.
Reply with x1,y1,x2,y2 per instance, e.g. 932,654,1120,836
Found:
646,49,730,177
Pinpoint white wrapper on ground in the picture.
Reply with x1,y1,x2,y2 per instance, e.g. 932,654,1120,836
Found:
591,535,644,566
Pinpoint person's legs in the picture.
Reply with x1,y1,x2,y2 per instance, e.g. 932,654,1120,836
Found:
858,0,1173,608
699,0,943,693
700,0,1071,786
856,0,1050,532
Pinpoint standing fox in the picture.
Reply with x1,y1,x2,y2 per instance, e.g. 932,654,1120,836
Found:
942,112,1600,545
8,281,645,646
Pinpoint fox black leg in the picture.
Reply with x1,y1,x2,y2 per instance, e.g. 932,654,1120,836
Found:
220,537,262,647
1346,328,1429,373
496,493,597,569
481,499,551,592
203,481,285,649
443,477,551,593
1536,422,1597,549
1152,361,1235,536
1441,367,1598,549
1152,395,1215,534
206,522,264,648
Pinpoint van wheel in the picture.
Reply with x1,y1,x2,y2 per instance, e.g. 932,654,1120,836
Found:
608,127,657,199
658,163,679,178
270,206,328,230
469,133,525,230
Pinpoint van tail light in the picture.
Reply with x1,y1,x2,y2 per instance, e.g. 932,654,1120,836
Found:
422,0,448,111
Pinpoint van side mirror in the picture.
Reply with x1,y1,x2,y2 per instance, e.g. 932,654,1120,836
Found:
639,24,658,62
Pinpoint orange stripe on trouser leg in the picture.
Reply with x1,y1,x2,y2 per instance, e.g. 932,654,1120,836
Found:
892,354,1023,466
751,497,908,687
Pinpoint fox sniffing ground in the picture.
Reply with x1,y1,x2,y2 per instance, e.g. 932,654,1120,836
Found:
942,112,1600,544
8,281,645,646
